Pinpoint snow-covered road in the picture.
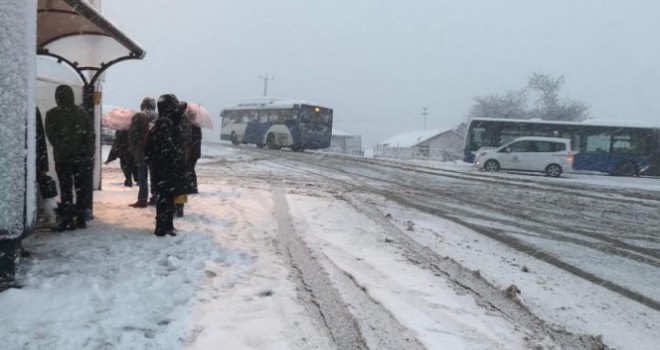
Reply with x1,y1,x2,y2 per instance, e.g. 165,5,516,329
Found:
1,142,658,350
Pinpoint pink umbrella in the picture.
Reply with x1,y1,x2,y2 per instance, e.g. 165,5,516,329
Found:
101,107,137,131
186,103,214,129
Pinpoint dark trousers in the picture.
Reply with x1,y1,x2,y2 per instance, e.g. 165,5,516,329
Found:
119,156,137,183
55,160,87,224
149,164,156,197
136,160,149,203
188,158,199,194
155,192,175,235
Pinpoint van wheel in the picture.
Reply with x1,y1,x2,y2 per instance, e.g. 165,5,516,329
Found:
546,164,563,177
230,132,239,145
616,161,638,177
484,160,500,172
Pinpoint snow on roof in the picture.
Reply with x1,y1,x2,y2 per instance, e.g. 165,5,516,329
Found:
379,129,454,147
225,97,327,110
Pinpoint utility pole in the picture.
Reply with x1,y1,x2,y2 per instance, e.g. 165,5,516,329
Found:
259,75,274,96
422,107,428,130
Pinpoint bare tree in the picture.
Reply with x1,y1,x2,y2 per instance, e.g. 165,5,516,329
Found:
527,73,589,121
464,72,589,124
466,89,529,120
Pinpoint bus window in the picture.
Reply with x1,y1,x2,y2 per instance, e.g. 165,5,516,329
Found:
280,110,293,121
256,110,267,123
235,111,247,123
268,110,279,122
612,135,631,153
586,134,610,152
248,111,259,123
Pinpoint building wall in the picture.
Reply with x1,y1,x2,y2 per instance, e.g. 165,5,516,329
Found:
0,0,36,284
375,131,464,161
426,131,464,161
0,0,37,240
329,135,363,156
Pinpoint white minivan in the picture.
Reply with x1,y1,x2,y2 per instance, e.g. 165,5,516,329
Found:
473,136,574,177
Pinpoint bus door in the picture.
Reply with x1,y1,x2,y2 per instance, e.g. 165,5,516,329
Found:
243,111,267,144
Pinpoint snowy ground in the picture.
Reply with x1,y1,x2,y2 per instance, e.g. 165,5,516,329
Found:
1,142,658,350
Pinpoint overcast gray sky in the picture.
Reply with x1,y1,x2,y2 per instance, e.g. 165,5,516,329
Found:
101,0,660,148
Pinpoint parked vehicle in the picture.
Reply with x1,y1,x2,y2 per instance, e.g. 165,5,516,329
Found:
464,117,660,176
473,136,574,177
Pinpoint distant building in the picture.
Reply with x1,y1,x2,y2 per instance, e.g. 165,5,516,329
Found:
374,129,464,161
328,129,363,156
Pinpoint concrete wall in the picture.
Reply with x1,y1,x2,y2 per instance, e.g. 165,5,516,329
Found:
0,0,36,284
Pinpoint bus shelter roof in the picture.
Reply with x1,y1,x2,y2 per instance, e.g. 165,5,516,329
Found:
37,0,145,85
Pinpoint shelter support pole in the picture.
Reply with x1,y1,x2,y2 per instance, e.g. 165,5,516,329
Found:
82,84,95,219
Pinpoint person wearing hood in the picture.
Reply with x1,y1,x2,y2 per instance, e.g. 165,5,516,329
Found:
45,85,94,231
144,94,188,237
128,97,157,208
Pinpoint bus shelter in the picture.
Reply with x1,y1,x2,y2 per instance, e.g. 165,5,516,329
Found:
37,0,145,215
0,0,145,287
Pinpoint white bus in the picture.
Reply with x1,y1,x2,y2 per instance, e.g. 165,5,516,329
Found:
220,98,333,151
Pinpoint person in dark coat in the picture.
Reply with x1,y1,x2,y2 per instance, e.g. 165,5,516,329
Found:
128,97,157,207
145,94,188,237
36,107,49,182
189,123,202,193
45,85,94,231
173,109,200,217
105,130,137,187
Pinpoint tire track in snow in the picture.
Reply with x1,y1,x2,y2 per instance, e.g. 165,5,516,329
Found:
343,192,608,350
240,150,660,312
271,186,369,350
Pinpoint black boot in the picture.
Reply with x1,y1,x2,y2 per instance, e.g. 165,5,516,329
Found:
77,216,87,229
57,220,77,232
175,204,184,218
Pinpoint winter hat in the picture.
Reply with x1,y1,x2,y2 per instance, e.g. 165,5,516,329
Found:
157,94,187,120
157,94,179,117
140,97,156,111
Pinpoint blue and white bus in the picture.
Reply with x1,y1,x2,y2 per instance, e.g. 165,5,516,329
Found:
464,118,660,176
220,98,333,151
